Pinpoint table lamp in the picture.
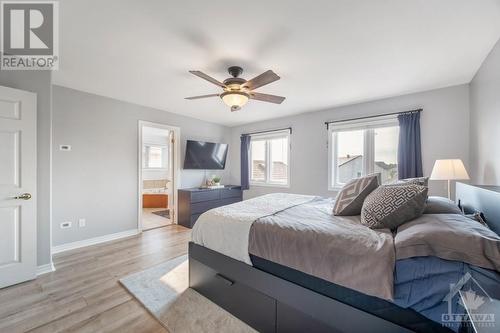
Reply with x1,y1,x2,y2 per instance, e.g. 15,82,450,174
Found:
430,159,470,199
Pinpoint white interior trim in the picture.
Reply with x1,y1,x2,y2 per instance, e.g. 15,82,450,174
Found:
249,130,291,188
138,120,181,231
51,229,139,254
327,116,399,191
36,262,56,276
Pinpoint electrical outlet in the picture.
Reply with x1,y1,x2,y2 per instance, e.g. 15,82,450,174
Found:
78,218,86,227
60,221,72,229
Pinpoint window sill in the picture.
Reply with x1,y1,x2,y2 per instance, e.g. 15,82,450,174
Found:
328,186,343,192
250,182,290,189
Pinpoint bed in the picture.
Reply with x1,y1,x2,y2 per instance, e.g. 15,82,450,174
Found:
188,183,500,333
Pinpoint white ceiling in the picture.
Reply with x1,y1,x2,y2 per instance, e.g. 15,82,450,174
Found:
53,0,500,127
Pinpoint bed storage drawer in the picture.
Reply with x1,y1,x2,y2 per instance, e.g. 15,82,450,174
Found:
277,302,338,333
189,258,276,333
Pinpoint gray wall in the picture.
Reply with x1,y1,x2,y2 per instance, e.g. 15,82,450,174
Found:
52,86,231,246
0,71,53,266
470,38,500,185
0,74,477,256
228,85,470,199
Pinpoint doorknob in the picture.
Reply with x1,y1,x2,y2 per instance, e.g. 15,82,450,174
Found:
14,193,32,200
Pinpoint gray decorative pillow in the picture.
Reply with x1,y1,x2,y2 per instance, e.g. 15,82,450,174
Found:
361,184,428,229
424,196,461,214
333,174,379,216
395,177,429,187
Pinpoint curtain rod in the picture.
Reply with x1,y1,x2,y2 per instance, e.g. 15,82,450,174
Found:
324,108,422,130
242,127,292,137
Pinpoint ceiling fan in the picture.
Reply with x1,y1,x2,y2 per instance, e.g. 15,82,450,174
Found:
185,66,285,112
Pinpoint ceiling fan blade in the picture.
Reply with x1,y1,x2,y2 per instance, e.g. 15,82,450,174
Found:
242,70,280,90
250,92,286,104
185,94,220,100
189,71,226,88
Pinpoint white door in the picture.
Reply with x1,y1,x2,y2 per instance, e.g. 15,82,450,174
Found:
0,85,37,288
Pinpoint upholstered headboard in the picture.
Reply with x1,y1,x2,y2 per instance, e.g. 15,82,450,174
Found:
456,182,500,235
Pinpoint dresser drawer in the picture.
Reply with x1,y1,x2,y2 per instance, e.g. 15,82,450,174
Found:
191,190,220,203
190,200,224,214
220,197,241,206
190,258,276,333
190,213,202,227
220,188,242,199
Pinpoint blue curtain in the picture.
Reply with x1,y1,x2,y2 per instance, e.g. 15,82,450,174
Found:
240,135,251,190
398,112,423,179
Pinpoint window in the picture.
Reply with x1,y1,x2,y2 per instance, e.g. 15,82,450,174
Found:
250,131,290,187
143,145,168,169
328,117,399,190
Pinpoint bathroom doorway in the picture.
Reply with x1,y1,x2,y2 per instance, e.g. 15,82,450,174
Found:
138,121,180,231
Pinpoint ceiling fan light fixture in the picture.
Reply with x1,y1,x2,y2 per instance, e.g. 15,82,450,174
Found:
220,91,249,110
186,67,285,110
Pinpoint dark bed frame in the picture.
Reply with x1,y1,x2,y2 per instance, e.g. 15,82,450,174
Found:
188,183,500,333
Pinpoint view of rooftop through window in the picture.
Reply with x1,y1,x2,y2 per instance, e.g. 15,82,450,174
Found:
334,125,399,186
250,134,289,185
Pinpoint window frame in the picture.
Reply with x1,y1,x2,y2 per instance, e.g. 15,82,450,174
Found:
143,144,169,170
328,116,399,191
249,130,291,188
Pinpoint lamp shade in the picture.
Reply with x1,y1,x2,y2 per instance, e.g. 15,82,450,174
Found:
430,159,470,180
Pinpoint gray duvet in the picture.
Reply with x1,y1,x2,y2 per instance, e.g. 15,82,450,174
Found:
248,197,395,300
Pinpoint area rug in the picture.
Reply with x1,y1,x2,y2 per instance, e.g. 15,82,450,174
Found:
152,209,170,218
119,255,255,333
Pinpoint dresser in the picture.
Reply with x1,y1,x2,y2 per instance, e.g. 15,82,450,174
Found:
178,185,243,228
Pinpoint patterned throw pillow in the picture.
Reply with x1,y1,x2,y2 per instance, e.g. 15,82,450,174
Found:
333,174,379,216
361,184,428,229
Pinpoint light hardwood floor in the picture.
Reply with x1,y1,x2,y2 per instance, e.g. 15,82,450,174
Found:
0,225,191,333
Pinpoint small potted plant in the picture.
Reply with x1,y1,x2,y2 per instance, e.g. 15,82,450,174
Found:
212,176,221,186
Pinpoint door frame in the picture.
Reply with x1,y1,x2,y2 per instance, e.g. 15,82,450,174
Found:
137,121,181,231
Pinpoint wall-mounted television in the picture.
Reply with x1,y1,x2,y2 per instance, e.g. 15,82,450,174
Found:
183,140,228,170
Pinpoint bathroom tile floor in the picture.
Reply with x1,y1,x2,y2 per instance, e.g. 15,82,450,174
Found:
142,208,173,230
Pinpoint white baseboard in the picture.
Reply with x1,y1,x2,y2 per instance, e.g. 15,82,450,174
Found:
37,262,56,275
52,229,139,254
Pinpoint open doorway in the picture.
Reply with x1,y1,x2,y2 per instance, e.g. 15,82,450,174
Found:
138,121,180,231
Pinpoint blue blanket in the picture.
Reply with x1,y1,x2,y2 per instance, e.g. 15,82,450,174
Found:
394,257,500,332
